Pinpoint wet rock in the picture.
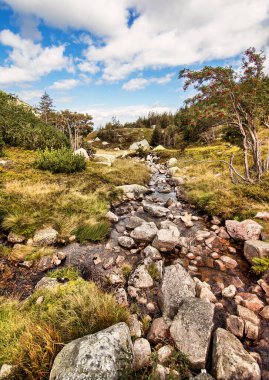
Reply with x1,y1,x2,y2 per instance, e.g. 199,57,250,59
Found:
130,222,158,242
49,323,133,380
142,201,169,218
170,298,214,370
244,240,269,264
225,220,262,241
128,265,153,288
118,236,135,249
35,277,58,291
128,314,142,338
143,245,162,260
133,338,151,370
212,328,261,380
222,284,236,299
159,264,195,321
147,317,170,344
106,211,119,223
237,305,260,326
152,221,180,252
33,227,58,246
226,315,244,337
125,216,145,230
7,232,25,244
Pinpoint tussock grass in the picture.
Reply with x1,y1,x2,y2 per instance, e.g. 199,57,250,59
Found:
0,279,130,380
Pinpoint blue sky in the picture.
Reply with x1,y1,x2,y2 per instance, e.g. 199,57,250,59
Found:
0,0,269,127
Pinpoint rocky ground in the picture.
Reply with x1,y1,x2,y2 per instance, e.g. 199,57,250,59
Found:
1,154,269,379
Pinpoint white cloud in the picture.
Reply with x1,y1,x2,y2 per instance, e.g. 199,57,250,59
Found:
0,29,70,85
123,73,173,90
77,60,99,74
49,78,80,90
17,88,43,102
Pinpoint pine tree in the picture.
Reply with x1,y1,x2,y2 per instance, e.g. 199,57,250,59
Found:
150,125,162,146
38,92,54,124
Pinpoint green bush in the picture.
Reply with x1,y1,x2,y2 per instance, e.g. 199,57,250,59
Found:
35,148,86,174
251,257,269,274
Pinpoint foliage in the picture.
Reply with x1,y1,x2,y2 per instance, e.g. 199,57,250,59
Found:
74,220,110,242
47,267,81,281
0,133,4,156
37,92,54,124
147,262,160,281
35,148,86,174
251,257,269,274
0,91,69,150
0,279,130,380
150,125,162,146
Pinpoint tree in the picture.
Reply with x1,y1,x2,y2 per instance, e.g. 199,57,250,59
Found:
150,125,162,146
38,92,54,124
179,48,269,183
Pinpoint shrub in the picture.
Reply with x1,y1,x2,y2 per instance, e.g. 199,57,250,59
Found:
251,257,269,274
35,148,86,174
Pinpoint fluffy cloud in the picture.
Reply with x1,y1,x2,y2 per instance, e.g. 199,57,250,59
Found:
123,73,173,90
0,29,70,85
49,78,80,90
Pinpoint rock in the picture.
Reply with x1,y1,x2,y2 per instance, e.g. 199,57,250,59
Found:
255,211,269,220
128,314,142,338
128,265,153,288
152,145,166,151
244,240,269,264
222,285,237,299
245,321,259,340
130,222,158,242
193,373,215,380
7,232,25,244
49,323,133,380
168,166,180,176
142,202,169,218
257,279,269,296
118,236,135,249
106,211,119,223
129,139,150,151
118,184,149,196
167,158,177,167
155,364,168,380
143,245,162,260
93,153,116,166
226,315,244,337
36,255,55,271
35,277,58,291
157,345,173,364
225,220,262,241
259,305,269,320
152,221,180,252
170,298,214,370
212,328,261,380
0,364,14,379
197,283,217,303
133,338,151,370
172,176,184,185
125,216,145,230
74,148,89,160
220,255,238,269
160,264,195,321
147,317,170,344
36,296,44,305
237,305,260,326
238,292,264,313
114,288,128,307
33,227,58,246
180,212,194,227
106,270,125,285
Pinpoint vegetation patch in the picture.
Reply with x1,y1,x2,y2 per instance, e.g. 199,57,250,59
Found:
35,148,86,174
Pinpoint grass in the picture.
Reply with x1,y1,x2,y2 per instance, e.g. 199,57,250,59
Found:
0,147,149,242
47,267,80,281
0,279,130,380
146,262,160,281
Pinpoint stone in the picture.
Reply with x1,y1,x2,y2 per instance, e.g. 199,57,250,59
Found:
106,270,125,285
226,315,244,337
180,212,194,227
244,240,269,264
49,323,133,380
170,298,214,370
168,166,180,176
259,305,269,320
36,255,55,271
130,222,158,242
125,216,145,230
159,264,195,321
255,211,269,220
19,260,33,268
142,201,169,218
118,184,149,196
257,279,269,296
128,314,142,338
74,148,89,160
118,236,135,249
114,288,128,307
129,139,150,151
225,219,262,241
212,328,261,380
0,364,14,379
167,157,178,167
238,292,264,313
33,227,58,246
152,221,180,252
157,345,173,364
36,296,44,305
7,232,25,244
147,317,170,344
220,255,237,269
155,364,168,380
222,284,236,299
193,373,215,380
133,338,151,370
128,265,153,288
237,305,260,326
106,211,119,223
143,245,162,260
245,321,259,340
35,277,58,291
93,153,116,166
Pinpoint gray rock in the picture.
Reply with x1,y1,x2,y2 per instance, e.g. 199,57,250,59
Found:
167,157,177,167
130,222,158,242
159,264,195,321
147,317,170,344
50,323,133,380
129,265,153,288
142,201,169,218
152,221,179,252
93,154,116,166
74,148,89,160
106,211,119,223
118,184,149,196
133,338,151,370
35,277,58,291
118,236,135,249
170,298,214,370
33,227,58,246
129,139,150,151
7,232,25,244
143,245,162,260
125,216,145,230
193,373,215,380
225,220,262,241
212,328,261,380
255,211,269,220
244,240,269,264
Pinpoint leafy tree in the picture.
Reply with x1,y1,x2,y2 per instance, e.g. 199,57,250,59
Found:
180,48,269,183
38,92,54,124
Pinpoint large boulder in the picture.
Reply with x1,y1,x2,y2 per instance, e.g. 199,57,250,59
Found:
170,298,214,370
159,264,195,321
142,201,169,218
129,139,150,151
212,328,261,380
93,154,116,166
225,220,262,241
33,227,58,246
118,184,149,196
49,323,133,380
244,240,269,264
130,222,158,242
152,221,180,252
74,148,89,160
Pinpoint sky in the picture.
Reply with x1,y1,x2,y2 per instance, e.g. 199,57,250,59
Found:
0,0,269,128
